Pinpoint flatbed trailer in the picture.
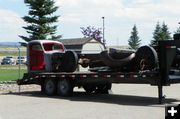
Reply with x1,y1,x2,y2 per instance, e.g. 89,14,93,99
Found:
17,39,180,104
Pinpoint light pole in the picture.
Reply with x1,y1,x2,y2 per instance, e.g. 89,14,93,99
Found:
102,16,106,47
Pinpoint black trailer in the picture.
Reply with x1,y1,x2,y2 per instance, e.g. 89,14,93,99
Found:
17,39,180,104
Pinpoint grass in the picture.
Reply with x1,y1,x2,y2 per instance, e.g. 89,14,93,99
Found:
0,47,26,56
0,46,27,81
0,65,27,82
0,51,26,56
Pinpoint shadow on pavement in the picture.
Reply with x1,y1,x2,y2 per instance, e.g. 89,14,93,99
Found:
2,91,179,106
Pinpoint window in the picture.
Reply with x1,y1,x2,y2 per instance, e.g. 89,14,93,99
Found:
52,44,63,50
31,44,42,51
43,43,64,51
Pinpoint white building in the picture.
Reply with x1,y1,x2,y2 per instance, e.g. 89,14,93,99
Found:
59,37,105,54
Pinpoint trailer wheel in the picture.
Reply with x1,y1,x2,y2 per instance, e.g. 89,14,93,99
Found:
83,86,97,94
44,79,56,96
174,33,180,40
57,79,73,96
96,83,112,94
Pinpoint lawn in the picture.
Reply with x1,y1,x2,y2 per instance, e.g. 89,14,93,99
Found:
0,51,26,56
0,65,27,82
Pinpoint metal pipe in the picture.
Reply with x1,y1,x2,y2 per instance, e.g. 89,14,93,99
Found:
102,17,106,47
16,46,21,93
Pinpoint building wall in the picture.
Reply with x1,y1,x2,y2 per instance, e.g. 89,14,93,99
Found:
64,45,82,54
81,40,105,54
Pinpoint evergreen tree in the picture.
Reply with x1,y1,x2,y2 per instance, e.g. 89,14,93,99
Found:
150,22,172,46
160,22,172,40
128,25,141,50
174,27,180,34
20,0,60,42
150,22,161,46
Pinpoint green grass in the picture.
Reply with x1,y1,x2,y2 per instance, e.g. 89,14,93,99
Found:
0,47,26,56
0,65,27,82
0,51,26,56
0,46,27,81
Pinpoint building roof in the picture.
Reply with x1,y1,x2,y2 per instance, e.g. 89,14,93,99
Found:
59,37,102,45
28,40,62,45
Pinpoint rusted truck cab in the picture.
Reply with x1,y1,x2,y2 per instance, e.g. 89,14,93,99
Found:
27,40,65,72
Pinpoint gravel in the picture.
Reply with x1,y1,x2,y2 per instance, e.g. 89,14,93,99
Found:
0,82,40,93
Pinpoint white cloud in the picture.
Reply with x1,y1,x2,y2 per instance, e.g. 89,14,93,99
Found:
0,9,26,42
1,0,179,45
57,0,180,22
55,0,180,45
56,0,124,23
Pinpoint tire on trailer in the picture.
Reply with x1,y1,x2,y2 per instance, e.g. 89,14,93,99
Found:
174,33,180,40
61,51,78,72
83,85,97,94
40,78,45,93
44,79,57,96
96,83,112,94
135,46,158,70
57,79,73,96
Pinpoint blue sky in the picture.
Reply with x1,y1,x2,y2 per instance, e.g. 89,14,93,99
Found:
0,0,180,46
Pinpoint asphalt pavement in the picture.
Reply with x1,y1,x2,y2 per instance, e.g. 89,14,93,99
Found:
0,84,180,119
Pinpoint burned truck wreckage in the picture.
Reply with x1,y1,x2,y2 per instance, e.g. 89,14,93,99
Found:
82,45,158,72
53,46,158,72
27,40,159,73
51,45,158,73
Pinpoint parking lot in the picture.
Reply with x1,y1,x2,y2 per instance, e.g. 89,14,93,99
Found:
0,84,180,119
0,56,27,65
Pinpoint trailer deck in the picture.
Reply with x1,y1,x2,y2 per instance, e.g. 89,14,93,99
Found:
18,70,160,85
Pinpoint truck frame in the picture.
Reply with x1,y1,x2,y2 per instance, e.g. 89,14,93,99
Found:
17,39,180,104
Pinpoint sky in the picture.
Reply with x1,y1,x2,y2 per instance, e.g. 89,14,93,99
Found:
0,0,180,46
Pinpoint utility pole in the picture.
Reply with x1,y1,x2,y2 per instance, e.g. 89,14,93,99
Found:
102,16,106,47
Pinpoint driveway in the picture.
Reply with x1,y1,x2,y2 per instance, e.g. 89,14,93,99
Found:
0,84,180,119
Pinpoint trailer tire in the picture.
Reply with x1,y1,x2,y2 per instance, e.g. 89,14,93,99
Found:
96,83,112,94
83,86,97,94
44,79,56,96
174,33,180,40
57,79,73,96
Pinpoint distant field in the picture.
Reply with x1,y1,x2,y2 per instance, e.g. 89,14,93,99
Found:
0,52,26,57
0,65,27,82
0,47,26,56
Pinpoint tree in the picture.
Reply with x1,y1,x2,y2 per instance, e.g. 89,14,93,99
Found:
80,26,102,42
150,22,172,46
20,0,61,42
150,22,161,46
160,22,172,40
128,25,141,50
174,27,180,34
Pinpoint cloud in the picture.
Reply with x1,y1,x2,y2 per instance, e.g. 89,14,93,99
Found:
0,9,26,42
1,0,179,45
56,0,180,24
55,0,180,45
56,0,124,23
